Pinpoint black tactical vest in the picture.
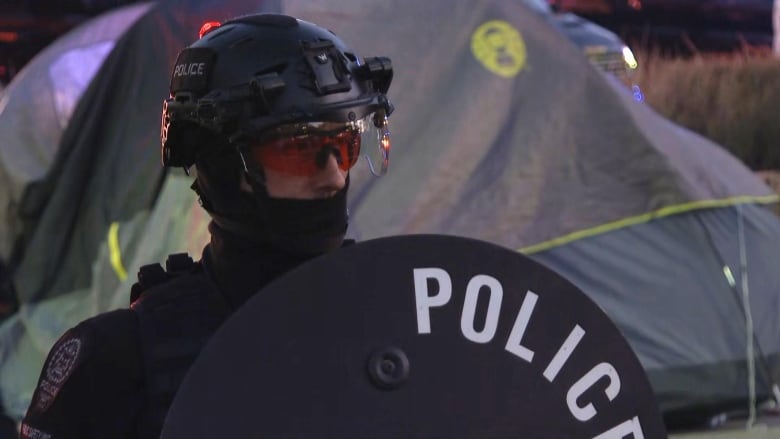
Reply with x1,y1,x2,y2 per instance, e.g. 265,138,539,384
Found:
130,253,231,439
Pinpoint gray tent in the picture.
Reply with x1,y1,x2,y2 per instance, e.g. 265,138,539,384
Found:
0,0,778,431
0,0,278,418
300,0,780,425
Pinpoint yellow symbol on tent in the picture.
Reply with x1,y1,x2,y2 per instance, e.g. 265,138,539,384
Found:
471,20,527,78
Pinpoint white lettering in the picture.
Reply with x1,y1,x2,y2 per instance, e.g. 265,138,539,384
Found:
460,275,503,343
413,268,452,334
593,416,645,439
21,424,52,439
543,325,586,382
504,290,538,362
567,362,621,422
174,62,206,77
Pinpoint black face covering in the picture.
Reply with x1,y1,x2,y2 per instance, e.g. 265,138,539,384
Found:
192,152,349,256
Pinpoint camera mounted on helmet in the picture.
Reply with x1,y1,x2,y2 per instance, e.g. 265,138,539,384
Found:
160,14,394,178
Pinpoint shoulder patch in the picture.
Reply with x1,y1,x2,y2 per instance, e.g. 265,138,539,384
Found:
33,335,85,412
20,423,52,439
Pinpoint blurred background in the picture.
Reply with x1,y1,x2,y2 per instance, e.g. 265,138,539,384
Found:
2,1,778,175
1,1,779,437
549,0,780,179
0,1,146,86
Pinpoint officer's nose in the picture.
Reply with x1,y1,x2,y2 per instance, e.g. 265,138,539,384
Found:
311,150,347,197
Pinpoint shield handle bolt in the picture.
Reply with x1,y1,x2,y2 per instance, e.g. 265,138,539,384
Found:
367,347,409,390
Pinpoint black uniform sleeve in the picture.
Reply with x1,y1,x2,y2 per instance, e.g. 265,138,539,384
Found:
20,309,144,439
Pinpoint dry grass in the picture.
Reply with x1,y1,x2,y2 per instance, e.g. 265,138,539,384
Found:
629,48,780,171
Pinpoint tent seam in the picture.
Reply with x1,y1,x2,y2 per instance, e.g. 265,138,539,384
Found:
519,194,780,254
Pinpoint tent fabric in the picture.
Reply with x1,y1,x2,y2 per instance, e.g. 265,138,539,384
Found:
520,194,780,254
0,0,279,419
10,5,171,305
0,0,778,428
4,0,282,306
531,204,780,415
290,0,780,424
0,2,153,261
0,174,209,419
282,1,777,248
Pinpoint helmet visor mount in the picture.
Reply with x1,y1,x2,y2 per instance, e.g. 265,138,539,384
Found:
240,108,390,178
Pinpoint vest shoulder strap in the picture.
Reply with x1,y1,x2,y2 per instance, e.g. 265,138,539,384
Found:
130,253,231,438
130,253,197,305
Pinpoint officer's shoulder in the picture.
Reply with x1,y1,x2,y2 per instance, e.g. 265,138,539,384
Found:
44,309,135,364
25,308,142,419
62,308,140,361
76,307,138,334
130,253,205,305
43,306,140,362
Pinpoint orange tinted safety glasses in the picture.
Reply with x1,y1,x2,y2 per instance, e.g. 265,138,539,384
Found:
250,129,361,177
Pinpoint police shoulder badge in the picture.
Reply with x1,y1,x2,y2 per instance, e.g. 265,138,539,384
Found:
33,334,85,412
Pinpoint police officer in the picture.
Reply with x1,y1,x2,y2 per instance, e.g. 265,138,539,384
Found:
20,13,393,439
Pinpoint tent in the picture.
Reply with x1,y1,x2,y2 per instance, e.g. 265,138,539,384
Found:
0,0,279,419
0,0,778,431
295,0,780,426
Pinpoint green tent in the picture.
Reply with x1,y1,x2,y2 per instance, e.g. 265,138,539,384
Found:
0,0,779,433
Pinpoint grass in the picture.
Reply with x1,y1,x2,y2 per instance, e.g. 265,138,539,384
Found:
628,47,780,171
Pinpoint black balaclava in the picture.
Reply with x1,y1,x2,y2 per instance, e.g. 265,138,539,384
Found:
192,148,350,308
194,148,349,257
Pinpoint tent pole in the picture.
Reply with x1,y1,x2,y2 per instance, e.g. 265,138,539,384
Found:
736,204,757,428
695,207,779,425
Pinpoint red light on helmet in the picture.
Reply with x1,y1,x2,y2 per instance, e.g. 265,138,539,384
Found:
0,32,19,43
199,21,221,39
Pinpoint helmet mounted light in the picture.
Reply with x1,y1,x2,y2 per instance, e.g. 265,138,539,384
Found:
198,21,221,39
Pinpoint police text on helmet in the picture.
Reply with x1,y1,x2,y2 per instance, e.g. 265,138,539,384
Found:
173,62,206,77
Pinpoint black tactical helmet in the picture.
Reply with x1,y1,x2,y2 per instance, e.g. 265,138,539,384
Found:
159,13,395,254
160,13,394,173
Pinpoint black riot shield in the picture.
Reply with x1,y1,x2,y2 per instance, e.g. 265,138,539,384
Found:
162,234,667,438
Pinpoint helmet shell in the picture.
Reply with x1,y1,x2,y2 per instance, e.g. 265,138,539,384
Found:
161,13,392,168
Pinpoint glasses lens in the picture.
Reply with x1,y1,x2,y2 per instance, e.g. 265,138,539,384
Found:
242,111,391,178
358,111,391,177
247,122,361,176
